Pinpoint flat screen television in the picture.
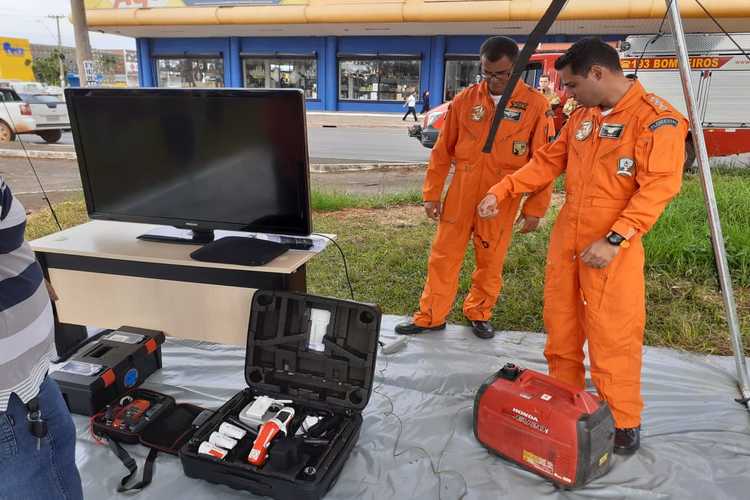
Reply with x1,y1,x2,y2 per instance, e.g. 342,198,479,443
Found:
65,87,312,243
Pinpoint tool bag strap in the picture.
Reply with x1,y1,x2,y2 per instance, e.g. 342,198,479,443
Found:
106,436,159,493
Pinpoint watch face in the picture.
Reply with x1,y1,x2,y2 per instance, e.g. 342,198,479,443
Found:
608,233,624,245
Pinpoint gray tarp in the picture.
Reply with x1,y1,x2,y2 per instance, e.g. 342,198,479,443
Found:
72,315,750,499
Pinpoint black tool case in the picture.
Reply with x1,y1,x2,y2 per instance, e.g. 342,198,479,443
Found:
180,290,381,500
91,388,209,492
51,326,165,415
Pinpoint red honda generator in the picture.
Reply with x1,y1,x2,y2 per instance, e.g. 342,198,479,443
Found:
473,363,615,488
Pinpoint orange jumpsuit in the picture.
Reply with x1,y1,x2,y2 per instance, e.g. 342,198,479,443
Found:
415,81,554,327
487,80,688,427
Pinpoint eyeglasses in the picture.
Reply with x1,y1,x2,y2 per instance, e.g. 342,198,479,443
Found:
481,69,512,81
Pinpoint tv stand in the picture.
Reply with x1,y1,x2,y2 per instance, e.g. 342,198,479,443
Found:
137,226,215,244
30,221,335,348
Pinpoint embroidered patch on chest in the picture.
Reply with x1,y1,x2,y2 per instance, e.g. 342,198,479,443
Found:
599,123,624,139
649,118,679,131
503,109,522,122
617,157,635,177
471,104,485,121
512,141,528,156
511,101,528,110
576,120,593,141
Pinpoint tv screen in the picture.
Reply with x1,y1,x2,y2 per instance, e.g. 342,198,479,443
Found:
66,88,312,237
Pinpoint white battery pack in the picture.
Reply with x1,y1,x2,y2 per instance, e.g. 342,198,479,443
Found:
198,441,228,460
218,422,247,440
209,431,238,450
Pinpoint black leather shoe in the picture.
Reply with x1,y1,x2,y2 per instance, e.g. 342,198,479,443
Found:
394,321,446,335
470,320,495,339
614,426,640,455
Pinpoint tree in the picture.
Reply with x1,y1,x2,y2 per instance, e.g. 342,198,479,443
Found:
33,50,64,86
96,53,119,82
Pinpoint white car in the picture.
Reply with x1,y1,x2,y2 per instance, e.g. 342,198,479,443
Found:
17,92,69,143
0,87,36,143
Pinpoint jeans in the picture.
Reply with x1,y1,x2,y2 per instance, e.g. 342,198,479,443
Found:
402,107,418,121
0,377,83,500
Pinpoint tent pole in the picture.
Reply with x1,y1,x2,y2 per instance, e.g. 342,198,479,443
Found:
665,0,750,407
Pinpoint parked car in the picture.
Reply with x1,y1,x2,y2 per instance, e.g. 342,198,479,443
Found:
18,92,69,143
0,87,36,143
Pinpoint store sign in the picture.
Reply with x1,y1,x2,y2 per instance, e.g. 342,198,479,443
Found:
621,56,733,70
2,42,25,57
83,60,97,85
86,0,307,8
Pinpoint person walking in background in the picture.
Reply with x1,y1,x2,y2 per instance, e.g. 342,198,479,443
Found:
421,89,431,114
403,91,418,121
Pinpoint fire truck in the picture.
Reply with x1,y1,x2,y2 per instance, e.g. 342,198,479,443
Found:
620,32,750,165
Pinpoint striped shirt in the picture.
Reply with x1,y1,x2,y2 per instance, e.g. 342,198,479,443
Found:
0,178,55,412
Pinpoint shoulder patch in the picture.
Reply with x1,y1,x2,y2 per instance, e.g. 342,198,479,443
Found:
649,117,679,131
644,93,674,114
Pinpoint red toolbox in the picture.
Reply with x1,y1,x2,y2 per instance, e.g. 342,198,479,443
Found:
473,363,615,488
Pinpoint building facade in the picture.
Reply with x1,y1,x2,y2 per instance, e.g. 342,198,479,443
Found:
84,0,750,111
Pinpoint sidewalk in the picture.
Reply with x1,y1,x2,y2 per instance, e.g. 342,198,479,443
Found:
307,111,423,129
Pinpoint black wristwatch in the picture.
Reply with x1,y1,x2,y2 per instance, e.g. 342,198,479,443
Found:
606,231,627,247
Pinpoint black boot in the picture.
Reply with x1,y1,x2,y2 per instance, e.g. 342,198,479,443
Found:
395,321,446,335
469,320,495,339
614,426,640,455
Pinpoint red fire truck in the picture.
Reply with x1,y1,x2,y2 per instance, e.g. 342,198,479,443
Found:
620,32,750,164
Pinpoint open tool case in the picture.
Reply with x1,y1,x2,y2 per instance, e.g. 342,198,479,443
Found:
91,388,209,492
180,290,381,500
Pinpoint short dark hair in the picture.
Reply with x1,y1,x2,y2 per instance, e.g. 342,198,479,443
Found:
554,38,622,75
480,36,519,63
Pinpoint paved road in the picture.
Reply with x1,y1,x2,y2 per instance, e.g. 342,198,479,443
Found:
14,126,431,164
1,155,428,212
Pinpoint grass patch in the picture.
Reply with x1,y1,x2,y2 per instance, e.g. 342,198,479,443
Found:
645,169,750,287
26,189,424,237
312,189,422,211
25,173,750,356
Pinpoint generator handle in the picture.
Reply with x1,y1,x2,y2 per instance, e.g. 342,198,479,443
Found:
519,371,600,414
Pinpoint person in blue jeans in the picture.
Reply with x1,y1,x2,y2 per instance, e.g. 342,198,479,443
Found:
0,177,83,500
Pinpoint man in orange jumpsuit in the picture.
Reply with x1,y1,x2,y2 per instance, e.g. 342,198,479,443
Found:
478,38,688,454
395,36,554,339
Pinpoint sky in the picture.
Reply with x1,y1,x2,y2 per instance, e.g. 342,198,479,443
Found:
0,0,135,50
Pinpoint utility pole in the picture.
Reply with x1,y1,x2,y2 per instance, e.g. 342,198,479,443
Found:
47,15,66,88
69,0,93,87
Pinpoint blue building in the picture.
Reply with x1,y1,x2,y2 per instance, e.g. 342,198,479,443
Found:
86,0,748,112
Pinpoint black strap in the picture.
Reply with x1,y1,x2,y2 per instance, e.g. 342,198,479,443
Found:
482,0,570,153
106,436,159,493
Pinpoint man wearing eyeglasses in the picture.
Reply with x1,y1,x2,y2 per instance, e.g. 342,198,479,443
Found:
396,36,554,339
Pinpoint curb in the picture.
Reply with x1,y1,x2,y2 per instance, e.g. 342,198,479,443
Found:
0,148,426,172
310,162,427,173
0,148,77,160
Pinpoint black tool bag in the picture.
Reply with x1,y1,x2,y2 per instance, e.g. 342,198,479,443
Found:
52,326,165,416
180,290,381,500
91,388,210,493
